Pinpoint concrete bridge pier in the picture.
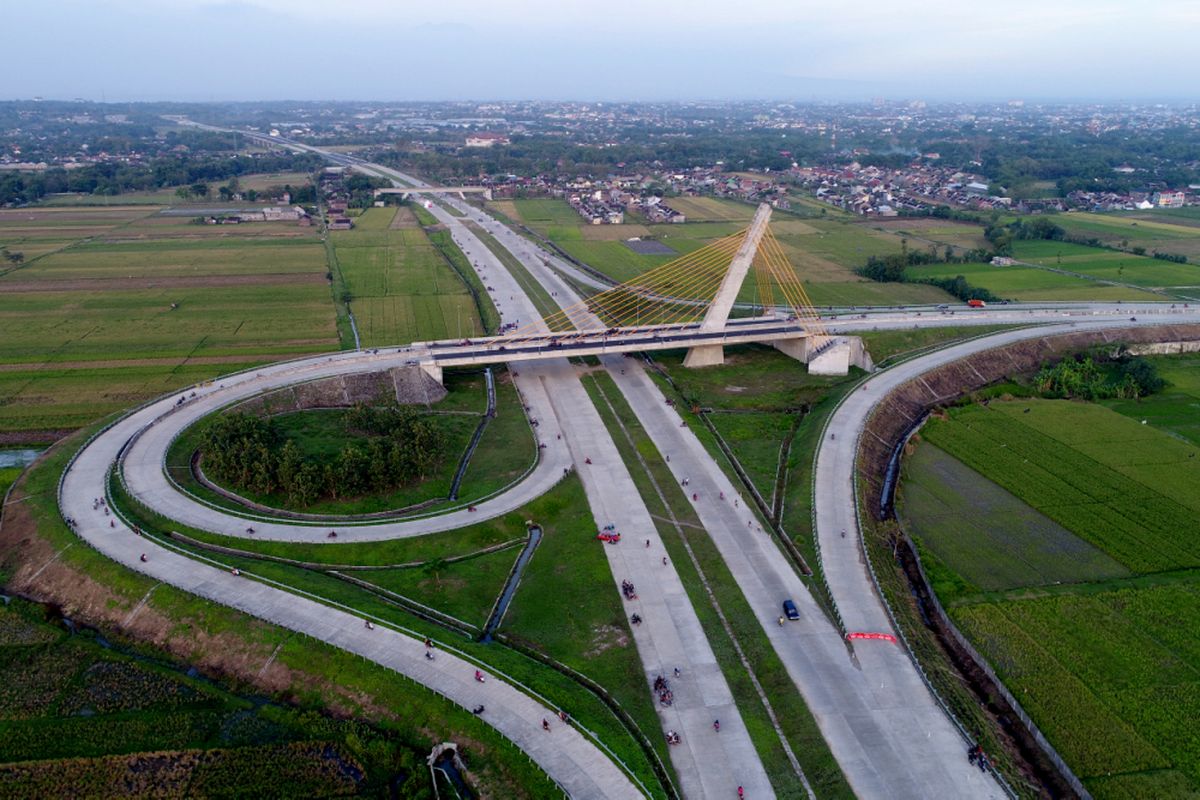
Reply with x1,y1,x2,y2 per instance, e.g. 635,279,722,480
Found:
419,362,444,385
682,343,726,368
772,335,873,375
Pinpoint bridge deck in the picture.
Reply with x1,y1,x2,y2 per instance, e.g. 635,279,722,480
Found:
413,318,819,368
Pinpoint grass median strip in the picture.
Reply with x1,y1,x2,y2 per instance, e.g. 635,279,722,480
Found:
108,468,671,798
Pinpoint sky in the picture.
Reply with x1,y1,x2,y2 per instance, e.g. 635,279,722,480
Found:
7,0,1199,102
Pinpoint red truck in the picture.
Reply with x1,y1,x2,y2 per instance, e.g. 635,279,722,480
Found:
967,299,987,308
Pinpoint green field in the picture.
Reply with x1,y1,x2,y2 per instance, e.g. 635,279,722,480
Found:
921,400,1200,573
1103,352,1200,444
0,205,339,434
1013,240,1200,290
901,383,1200,797
899,442,1129,597
333,207,482,346
907,260,1162,301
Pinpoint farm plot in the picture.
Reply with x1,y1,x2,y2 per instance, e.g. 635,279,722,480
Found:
953,582,1200,797
658,196,756,222
921,399,1200,573
332,209,481,345
867,218,991,251
0,207,338,434
1012,240,1200,289
899,442,1129,597
907,260,1161,302
512,198,583,229
1103,353,1200,445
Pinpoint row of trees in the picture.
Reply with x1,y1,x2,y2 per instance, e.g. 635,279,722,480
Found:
855,242,1000,303
201,407,447,508
0,152,323,206
1032,352,1165,401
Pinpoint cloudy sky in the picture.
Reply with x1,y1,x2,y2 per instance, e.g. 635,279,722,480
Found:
8,0,1198,102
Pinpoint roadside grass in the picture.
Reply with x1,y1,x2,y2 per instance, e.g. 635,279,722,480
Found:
859,325,1016,365
355,546,522,628
706,412,795,502
584,371,854,799
2,430,559,797
650,344,845,411
111,471,670,798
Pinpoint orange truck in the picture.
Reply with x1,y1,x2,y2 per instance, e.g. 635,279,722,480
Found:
967,299,987,308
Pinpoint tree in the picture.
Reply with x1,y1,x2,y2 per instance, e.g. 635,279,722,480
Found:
190,182,209,200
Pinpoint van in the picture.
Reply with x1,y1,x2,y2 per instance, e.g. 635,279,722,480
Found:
782,599,800,621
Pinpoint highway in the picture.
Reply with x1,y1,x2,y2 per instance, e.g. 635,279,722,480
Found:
105,121,1200,797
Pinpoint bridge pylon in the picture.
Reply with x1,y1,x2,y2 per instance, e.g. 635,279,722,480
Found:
683,203,773,368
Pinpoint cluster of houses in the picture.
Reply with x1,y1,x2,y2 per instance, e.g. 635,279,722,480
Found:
789,162,1011,216
200,203,312,226
1065,188,1192,212
319,168,354,230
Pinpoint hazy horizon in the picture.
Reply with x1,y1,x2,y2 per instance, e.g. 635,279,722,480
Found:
7,0,1199,103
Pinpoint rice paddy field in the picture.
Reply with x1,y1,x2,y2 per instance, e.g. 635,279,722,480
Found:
331,207,482,346
899,384,1200,798
0,205,339,435
906,260,1163,302
1053,211,1200,261
1012,240,1200,291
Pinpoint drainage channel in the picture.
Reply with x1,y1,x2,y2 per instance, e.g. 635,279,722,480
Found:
478,524,541,643
448,368,496,501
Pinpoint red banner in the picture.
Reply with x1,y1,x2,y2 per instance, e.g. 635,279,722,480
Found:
846,631,897,643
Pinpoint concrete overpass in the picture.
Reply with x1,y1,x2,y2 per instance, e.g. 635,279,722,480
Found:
375,186,493,200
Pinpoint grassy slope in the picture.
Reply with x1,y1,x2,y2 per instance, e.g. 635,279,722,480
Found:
0,427,557,798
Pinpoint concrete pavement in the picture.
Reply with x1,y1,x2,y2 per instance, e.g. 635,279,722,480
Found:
59,414,643,799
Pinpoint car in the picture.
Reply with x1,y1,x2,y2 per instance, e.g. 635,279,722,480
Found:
782,599,800,621
936,304,949,310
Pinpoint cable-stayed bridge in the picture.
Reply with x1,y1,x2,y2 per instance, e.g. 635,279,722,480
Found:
409,204,873,382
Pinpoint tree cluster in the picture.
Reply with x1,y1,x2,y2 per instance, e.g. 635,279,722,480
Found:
201,407,446,508
1033,353,1164,401
0,152,322,206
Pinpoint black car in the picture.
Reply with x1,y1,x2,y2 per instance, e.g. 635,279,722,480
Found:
782,599,800,621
